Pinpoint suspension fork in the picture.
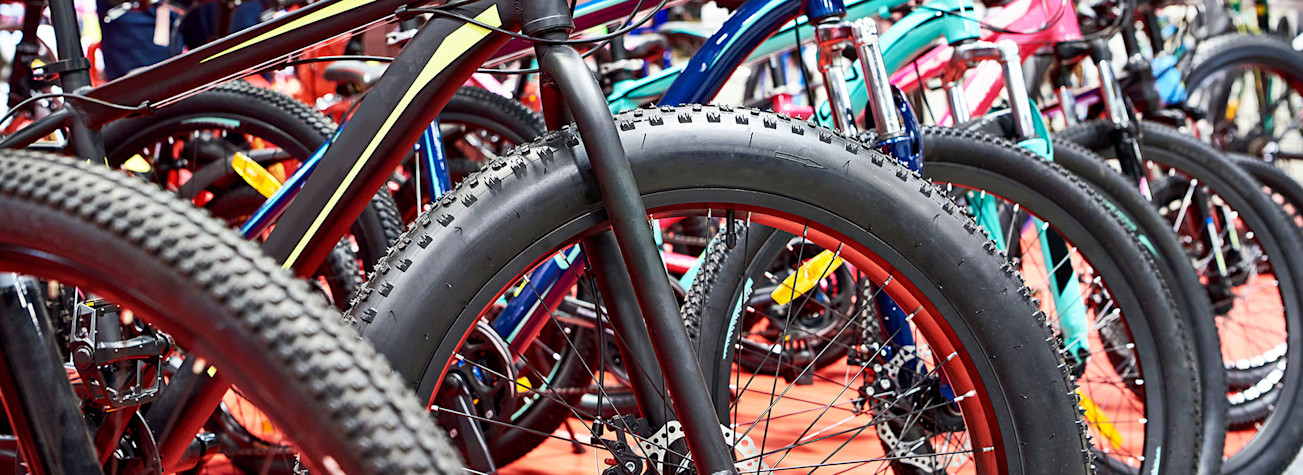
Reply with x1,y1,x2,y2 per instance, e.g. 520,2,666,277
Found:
1087,35,1242,308
526,2,736,473
943,40,1038,143
943,39,1096,357
814,18,861,135
811,10,939,389
1090,41,1151,194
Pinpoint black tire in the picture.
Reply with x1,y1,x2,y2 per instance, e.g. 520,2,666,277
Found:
205,186,362,310
1147,173,1282,394
391,87,546,220
99,81,402,272
918,128,1200,475
687,126,1198,474
1184,33,1303,161
1232,153,1303,231
1047,137,1228,474
0,150,459,473
1147,175,1281,431
1225,154,1303,397
400,87,555,466
1058,119,1303,473
347,106,1090,473
1185,34,1303,98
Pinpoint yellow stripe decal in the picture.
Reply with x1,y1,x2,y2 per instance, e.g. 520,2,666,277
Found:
282,5,501,268
202,0,375,63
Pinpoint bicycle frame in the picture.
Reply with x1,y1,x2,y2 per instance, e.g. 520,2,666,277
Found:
3,0,752,471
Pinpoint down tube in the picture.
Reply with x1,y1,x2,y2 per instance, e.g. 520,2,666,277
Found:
261,0,517,274
659,0,800,106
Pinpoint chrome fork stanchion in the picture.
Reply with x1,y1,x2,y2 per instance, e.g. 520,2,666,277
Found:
1097,58,1131,130
851,19,904,138
815,20,861,134
1058,85,1080,126
943,40,1037,140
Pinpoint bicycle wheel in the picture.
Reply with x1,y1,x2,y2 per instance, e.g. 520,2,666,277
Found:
390,86,546,221
1215,153,1303,398
1146,175,1282,433
1059,119,1303,473
100,81,403,272
1048,137,1228,473
687,126,1201,474
204,186,362,309
1232,153,1303,230
1185,33,1303,177
0,150,459,473
347,106,1091,473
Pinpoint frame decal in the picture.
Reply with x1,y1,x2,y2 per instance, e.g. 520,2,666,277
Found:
202,0,379,63
281,4,503,267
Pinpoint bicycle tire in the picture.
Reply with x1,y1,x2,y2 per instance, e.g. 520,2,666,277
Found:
391,87,546,220
1184,33,1303,161
1185,33,1303,97
99,81,403,272
1058,118,1303,473
908,127,1202,474
1147,174,1281,431
1232,153,1303,230
0,150,460,473
687,126,1200,474
347,106,1091,473
205,186,362,309
1048,137,1228,473
1223,153,1303,393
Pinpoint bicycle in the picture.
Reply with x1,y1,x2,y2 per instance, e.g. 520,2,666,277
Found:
0,148,460,472
0,0,1093,473
1009,0,1303,470
539,0,1217,471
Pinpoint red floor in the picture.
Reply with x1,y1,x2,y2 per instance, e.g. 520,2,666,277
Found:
194,230,1285,473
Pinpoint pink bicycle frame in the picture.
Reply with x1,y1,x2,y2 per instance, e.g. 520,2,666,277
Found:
889,0,1083,124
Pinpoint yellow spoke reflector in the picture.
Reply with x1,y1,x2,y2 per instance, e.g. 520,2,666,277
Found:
515,377,532,393
122,154,152,173
770,249,843,306
1078,390,1123,449
231,152,283,198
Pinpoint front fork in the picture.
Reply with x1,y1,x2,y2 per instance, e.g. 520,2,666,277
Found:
813,16,937,385
941,39,1092,358
526,1,737,472
1091,41,1242,307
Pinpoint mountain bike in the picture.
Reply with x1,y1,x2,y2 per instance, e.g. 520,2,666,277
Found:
0,0,1092,473
1009,0,1303,471
0,149,460,472
542,0,1217,472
